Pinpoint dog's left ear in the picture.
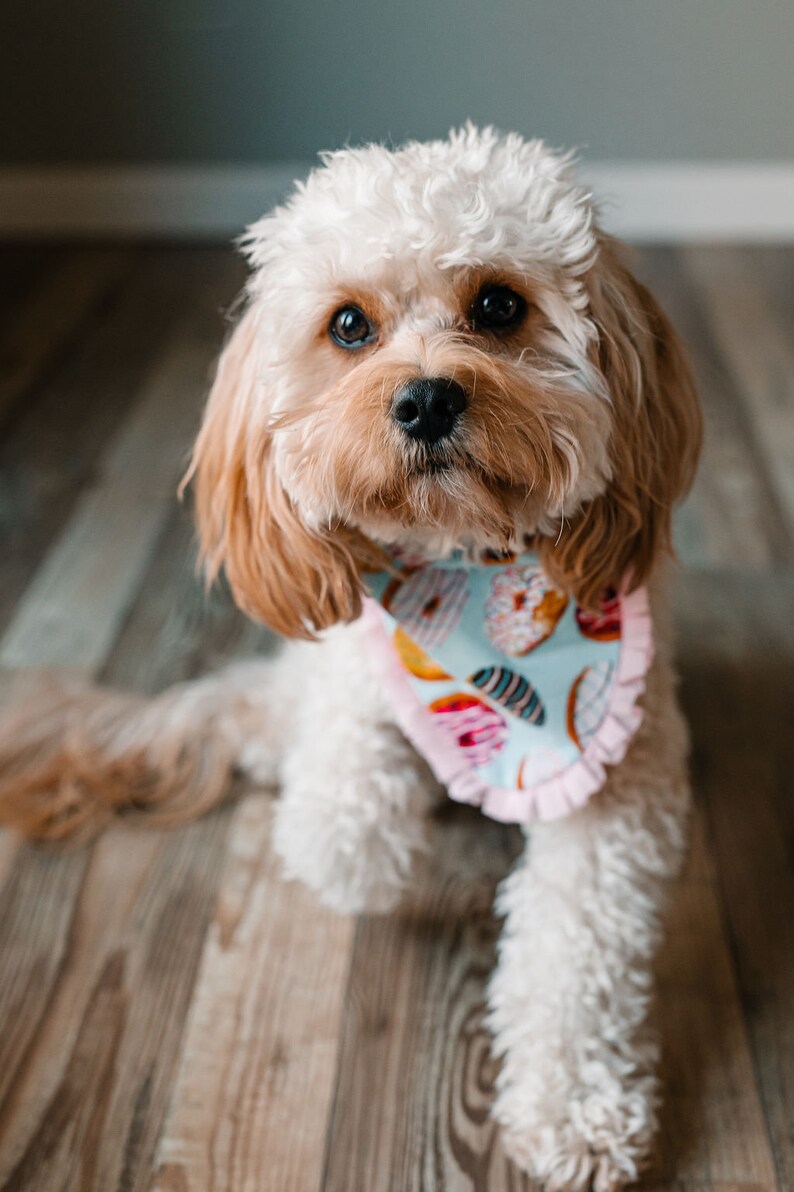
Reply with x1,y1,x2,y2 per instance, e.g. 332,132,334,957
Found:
541,237,702,606
184,304,366,639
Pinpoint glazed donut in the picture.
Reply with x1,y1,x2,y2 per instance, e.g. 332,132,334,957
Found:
393,626,451,681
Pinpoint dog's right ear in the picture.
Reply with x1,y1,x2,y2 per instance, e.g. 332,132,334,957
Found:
185,304,364,639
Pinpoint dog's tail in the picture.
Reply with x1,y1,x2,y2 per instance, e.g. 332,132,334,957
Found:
0,661,282,841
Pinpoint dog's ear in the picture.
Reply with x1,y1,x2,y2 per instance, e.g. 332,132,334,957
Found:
185,304,365,639
540,239,702,606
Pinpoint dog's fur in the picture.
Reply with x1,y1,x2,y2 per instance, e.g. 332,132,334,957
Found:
0,127,701,1190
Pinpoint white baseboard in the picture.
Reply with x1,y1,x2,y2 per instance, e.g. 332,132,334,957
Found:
584,162,794,241
0,161,793,241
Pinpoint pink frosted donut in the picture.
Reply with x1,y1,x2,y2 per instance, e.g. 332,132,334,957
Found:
484,566,568,656
428,693,507,768
383,566,469,649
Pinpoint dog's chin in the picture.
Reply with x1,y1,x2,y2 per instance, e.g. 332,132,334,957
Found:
338,463,547,556
409,457,451,477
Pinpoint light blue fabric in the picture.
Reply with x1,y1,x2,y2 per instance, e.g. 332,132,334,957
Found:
365,551,624,795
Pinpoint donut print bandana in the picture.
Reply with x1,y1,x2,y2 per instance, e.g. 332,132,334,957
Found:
362,551,654,824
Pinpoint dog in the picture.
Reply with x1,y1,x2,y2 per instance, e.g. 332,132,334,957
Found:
0,126,701,1190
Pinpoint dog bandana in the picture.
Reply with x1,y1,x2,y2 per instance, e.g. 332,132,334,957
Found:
362,550,654,824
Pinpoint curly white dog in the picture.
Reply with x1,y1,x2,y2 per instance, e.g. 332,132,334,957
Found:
0,126,702,1191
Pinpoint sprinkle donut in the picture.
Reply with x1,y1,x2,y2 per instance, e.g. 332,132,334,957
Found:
484,565,568,656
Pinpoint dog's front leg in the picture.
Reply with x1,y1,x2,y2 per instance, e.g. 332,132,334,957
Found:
488,659,691,1192
273,621,435,914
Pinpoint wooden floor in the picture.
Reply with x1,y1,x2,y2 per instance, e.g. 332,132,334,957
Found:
0,243,791,1192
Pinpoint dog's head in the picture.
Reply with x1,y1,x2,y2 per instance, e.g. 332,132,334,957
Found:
188,126,701,637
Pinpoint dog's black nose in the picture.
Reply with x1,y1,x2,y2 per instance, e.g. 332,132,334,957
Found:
391,378,468,445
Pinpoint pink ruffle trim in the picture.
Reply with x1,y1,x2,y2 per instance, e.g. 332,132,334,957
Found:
361,581,654,825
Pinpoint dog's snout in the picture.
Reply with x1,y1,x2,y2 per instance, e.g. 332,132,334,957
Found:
391,378,467,445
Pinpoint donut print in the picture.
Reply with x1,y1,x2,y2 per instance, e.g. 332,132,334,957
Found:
575,588,621,642
484,565,568,656
393,626,451,681
469,666,545,725
567,660,615,750
383,566,469,649
480,547,517,565
517,746,569,789
428,692,508,768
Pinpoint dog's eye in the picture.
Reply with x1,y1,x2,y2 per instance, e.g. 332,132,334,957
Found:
472,285,526,332
329,305,375,348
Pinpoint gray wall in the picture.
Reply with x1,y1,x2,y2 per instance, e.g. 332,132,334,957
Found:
2,0,793,165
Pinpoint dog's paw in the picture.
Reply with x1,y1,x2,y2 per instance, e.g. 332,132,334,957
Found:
273,771,427,915
496,1079,657,1192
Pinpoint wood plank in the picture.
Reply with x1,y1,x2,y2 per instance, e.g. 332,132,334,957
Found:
0,248,242,637
631,247,791,570
682,247,794,537
0,247,131,429
674,570,794,1192
151,798,355,1192
0,831,16,884
0,252,242,672
322,807,529,1192
0,384,273,1190
644,1183,777,1192
0,247,249,1191
749,246,794,340
651,805,779,1189
0,245,68,321
101,497,274,697
0,817,232,1192
0,846,90,1127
